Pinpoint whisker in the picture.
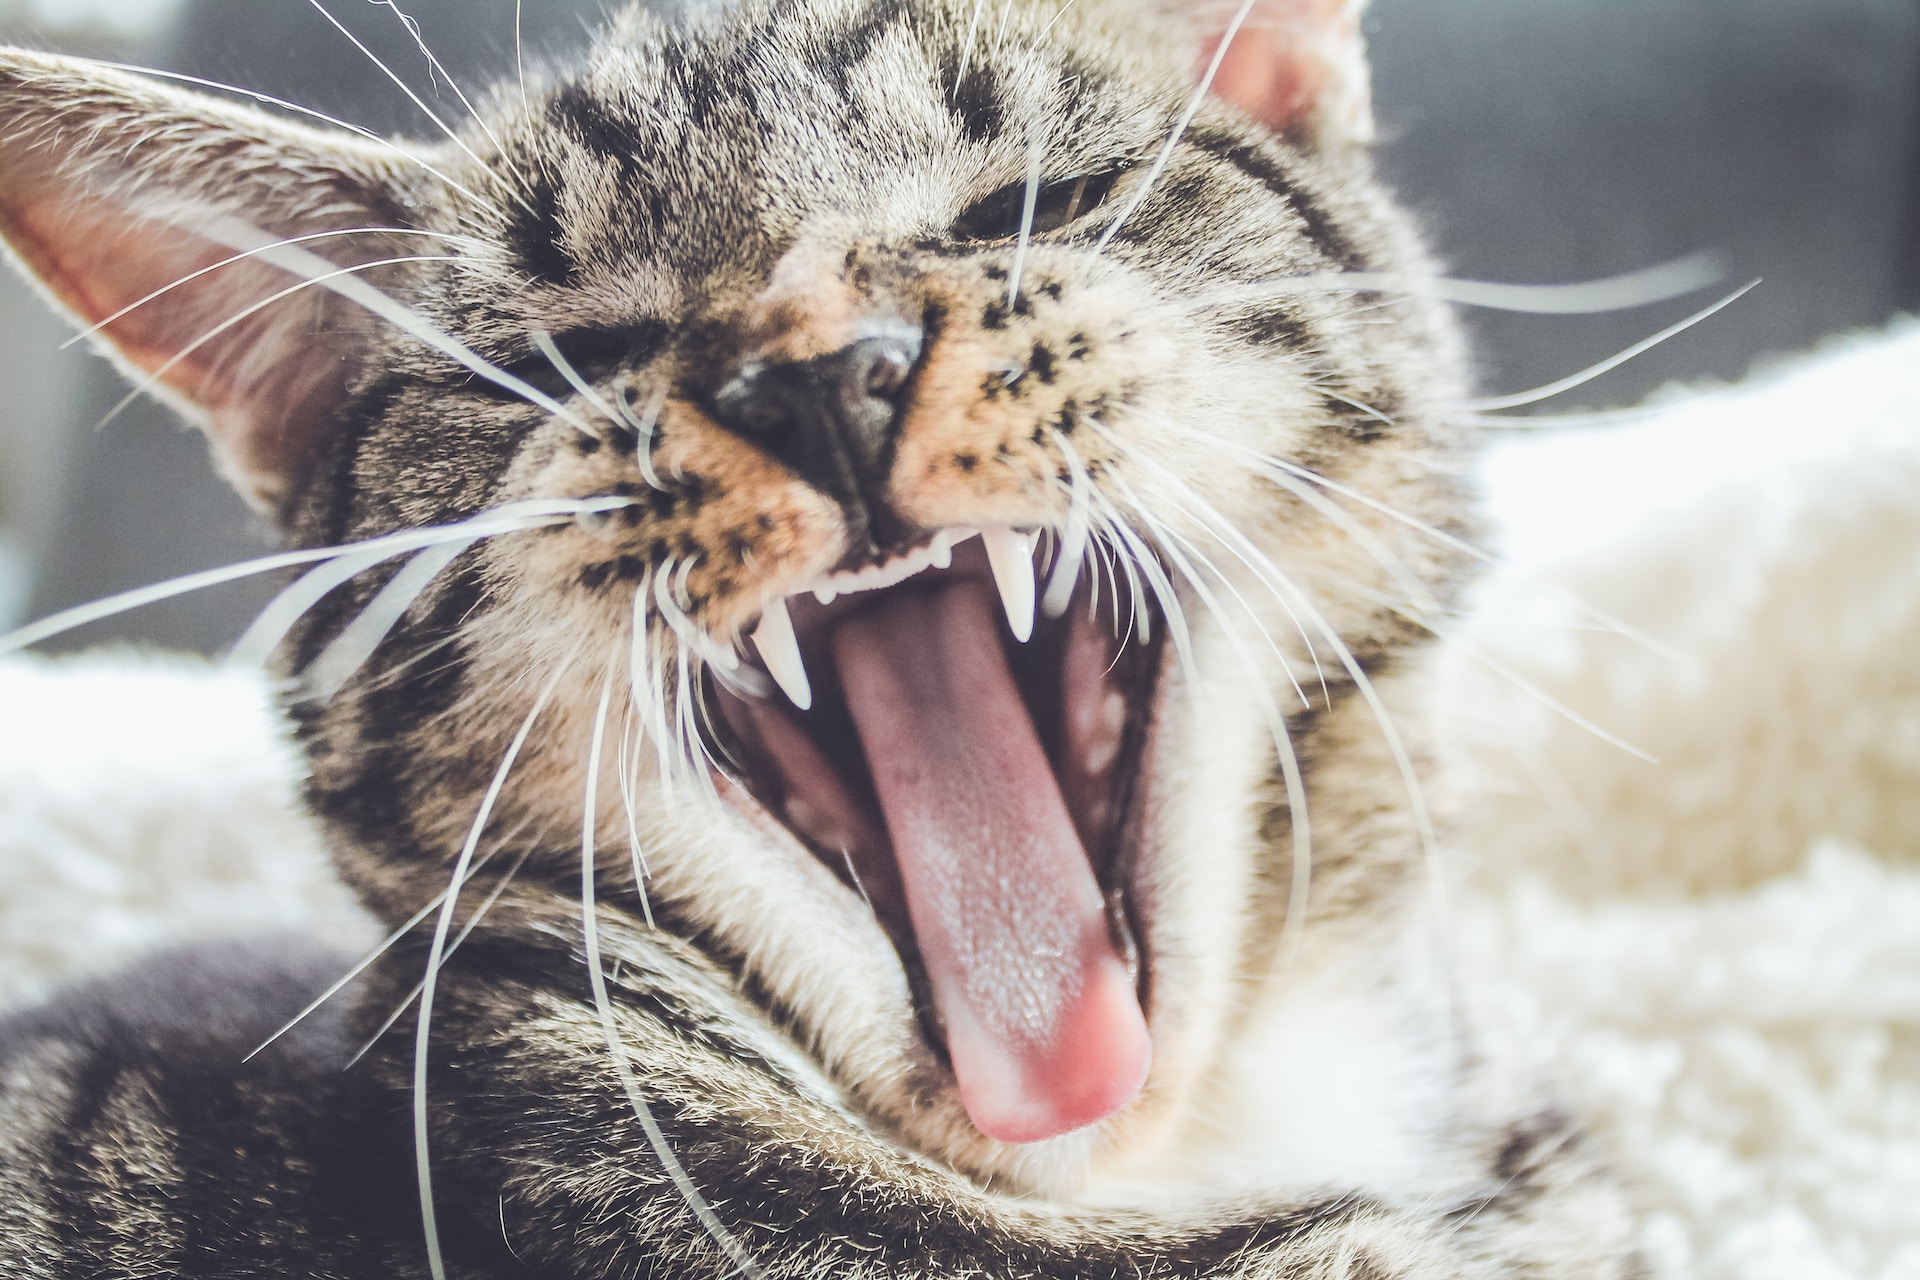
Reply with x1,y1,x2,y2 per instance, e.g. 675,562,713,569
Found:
1006,135,1043,309
1466,280,1760,412
85,60,492,207
0,497,625,656
579,652,766,1278
192,216,599,433
365,0,512,158
515,0,528,106
617,709,658,929
1093,0,1257,251
304,0,534,214
241,839,510,1063
60,228,488,352
1219,253,1727,316
295,536,478,701
954,0,988,92
412,650,575,1280
616,384,671,491
345,841,537,1069
1128,507,1317,967
93,252,464,434
532,328,629,438
1043,429,1094,619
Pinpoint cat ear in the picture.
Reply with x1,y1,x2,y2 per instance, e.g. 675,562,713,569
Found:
1198,0,1374,146
0,49,425,510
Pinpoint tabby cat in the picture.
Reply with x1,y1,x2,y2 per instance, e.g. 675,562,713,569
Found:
0,0,1633,1274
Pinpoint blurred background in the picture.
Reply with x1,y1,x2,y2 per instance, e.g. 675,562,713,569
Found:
0,0,1915,653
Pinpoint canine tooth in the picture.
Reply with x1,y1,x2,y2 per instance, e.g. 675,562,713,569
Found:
983,527,1036,642
752,597,812,711
814,584,838,605
931,533,956,570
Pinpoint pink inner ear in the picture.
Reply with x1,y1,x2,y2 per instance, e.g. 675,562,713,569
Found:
1199,0,1369,140
2,192,356,509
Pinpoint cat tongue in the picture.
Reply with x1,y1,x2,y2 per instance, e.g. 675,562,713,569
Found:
834,580,1151,1144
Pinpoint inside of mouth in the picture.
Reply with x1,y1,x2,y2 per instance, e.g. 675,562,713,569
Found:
710,535,1159,1144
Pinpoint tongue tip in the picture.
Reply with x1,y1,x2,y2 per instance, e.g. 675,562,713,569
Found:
952,963,1153,1146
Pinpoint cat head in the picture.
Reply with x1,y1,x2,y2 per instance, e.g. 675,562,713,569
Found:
0,0,1468,1198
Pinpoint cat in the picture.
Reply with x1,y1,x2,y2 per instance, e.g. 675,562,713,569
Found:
0,0,1635,1274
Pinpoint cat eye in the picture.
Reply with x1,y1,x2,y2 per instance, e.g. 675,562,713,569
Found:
953,169,1121,242
468,324,668,402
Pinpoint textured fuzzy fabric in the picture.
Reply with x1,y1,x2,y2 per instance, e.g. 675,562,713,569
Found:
1,325,1916,1276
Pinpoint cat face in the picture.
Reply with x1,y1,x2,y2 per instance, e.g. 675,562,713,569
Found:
0,0,1469,1198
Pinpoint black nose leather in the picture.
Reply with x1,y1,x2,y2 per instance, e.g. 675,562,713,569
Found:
710,328,923,554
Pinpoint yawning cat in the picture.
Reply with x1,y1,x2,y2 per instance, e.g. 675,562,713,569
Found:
0,0,1632,1273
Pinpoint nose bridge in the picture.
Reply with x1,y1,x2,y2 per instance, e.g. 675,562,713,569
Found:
709,240,925,556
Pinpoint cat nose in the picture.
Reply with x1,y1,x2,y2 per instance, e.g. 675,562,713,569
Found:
710,325,924,555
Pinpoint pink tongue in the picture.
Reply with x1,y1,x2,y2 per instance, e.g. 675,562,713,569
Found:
834,580,1151,1144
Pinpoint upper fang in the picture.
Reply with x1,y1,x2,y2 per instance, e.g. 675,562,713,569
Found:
983,527,1036,642
752,597,812,710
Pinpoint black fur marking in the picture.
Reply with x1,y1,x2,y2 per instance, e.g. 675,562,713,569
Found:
503,171,577,286
947,64,1003,144
1029,343,1057,384
1187,125,1364,271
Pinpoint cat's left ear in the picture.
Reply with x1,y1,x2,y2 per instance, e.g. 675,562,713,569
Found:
0,49,424,511
1197,0,1374,146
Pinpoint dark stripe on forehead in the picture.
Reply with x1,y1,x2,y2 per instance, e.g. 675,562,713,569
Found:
1186,125,1362,271
947,61,1003,143
504,172,575,287
813,0,908,96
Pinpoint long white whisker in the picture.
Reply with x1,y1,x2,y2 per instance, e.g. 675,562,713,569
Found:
305,0,533,213
0,497,624,656
515,0,528,105
617,709,658,929
412,650,575,1280
1129,507,1316,966
580,654,765,1278
365,0,512,157
531,328,624,438
617,384,671,491
85,60,491,206
192,217,598,433
296,537,477,701
94,253,463,433
954,0,987,91
1043,430,1094,618
1215,253,1726,316
1182,432,1687,662
1467,280,1759,412
1006,136,1043,309
345,840,536,1068
1093,0,1256,251
61,228,488,351
242,839,508,1063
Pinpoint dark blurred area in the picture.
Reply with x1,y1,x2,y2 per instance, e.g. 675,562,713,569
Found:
1,0,1916,654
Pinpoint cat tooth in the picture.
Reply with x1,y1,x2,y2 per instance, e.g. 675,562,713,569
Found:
983,527,1036,643
814,584,839,606
752,597,812,711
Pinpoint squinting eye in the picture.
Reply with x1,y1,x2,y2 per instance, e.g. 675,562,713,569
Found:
953,169,1121,241
467,324,668,402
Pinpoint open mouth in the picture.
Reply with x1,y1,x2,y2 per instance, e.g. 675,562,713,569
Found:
708,530,1162,1144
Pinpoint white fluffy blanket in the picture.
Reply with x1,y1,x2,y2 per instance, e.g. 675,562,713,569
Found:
3,325,1917,1278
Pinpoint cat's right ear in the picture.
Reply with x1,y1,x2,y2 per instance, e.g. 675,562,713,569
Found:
0,49,428,512
1195,0,1374,147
